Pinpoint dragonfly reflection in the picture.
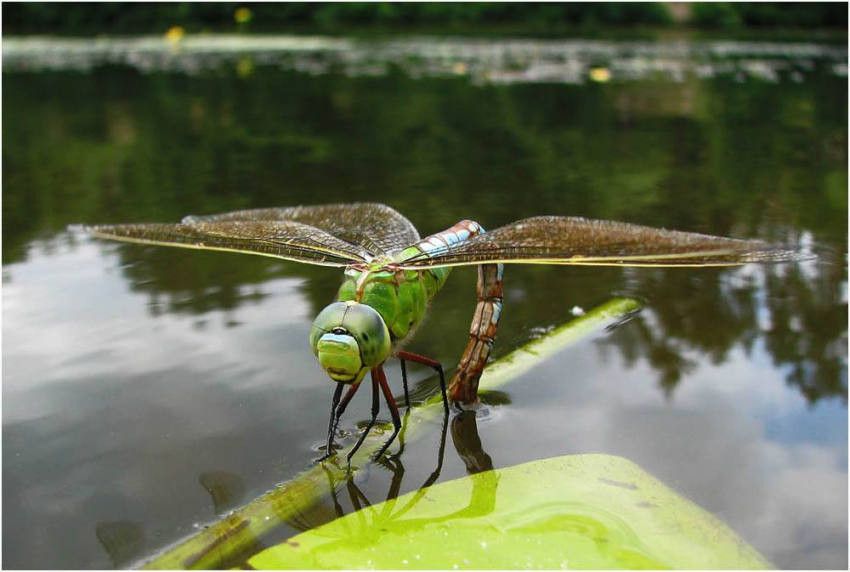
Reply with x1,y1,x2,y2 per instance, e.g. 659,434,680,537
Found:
284,407,497,549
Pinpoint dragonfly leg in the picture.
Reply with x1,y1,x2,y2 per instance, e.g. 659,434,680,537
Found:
394,350,449,416
316,382,361,463
448,263,504,404
335,382,361,422
399,358,411,408
373,366,403,461
346,370,381,468
315,383,345,463
394,408,410,457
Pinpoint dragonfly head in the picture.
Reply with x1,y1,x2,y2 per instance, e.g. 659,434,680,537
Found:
309,301,391,385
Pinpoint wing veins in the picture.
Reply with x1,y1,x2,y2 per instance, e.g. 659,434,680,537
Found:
396,216,801,268
84,222,366,267
183,202,420,256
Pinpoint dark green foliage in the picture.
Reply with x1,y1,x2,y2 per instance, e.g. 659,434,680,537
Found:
692,2,847,29
691,3,743,29
6,2,842,35
2,2,663,34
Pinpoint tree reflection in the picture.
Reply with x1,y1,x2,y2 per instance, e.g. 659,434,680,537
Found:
4,60,845,405
763,260,848,402
596,255,847,403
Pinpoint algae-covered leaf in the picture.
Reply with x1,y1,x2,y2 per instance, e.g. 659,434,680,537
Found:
249,454,771,570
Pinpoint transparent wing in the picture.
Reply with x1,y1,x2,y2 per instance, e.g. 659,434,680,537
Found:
396,216,803,268
183,203,420,256
84,220,369,267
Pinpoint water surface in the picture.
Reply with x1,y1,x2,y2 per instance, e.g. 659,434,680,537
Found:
3,34,847,569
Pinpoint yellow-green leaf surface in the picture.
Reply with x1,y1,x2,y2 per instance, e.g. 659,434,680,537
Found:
143,298,640,569
249,454,771,570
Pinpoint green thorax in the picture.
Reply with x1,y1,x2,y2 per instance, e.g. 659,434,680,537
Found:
336,255,451,341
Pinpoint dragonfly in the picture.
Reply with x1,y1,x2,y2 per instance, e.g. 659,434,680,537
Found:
82,203,799,465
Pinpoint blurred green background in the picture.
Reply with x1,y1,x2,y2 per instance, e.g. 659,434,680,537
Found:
3,2,847,35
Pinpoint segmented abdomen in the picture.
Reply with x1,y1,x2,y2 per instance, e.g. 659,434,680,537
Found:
398,219,485,292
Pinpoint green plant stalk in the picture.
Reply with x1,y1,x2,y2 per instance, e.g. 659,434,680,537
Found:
142,297,641,570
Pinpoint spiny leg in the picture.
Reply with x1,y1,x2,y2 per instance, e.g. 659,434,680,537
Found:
394,408,411,457
399,359,410,408
395,350,449,416
346,371,381,468
373,365,403,461
317,382,361,463
315,382,345,462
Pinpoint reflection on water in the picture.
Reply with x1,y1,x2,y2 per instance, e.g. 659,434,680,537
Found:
599,260,847,403
451,410,495,474
199,471,246,515
252,414,768,570
286,409,492,542
94,521,146,568
3,35,847,85
2,35,846,569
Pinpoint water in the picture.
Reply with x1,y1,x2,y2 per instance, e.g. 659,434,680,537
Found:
3,34,847,569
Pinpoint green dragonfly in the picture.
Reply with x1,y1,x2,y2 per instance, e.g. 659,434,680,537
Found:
83,203,798,464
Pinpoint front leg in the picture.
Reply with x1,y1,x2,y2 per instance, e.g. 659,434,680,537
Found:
315,382,345,463
448,263,504,404
316,382,361,463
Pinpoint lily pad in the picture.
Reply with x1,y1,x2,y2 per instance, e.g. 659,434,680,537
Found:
249,454,771,570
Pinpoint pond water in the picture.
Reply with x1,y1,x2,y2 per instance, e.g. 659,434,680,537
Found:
3,34,847,569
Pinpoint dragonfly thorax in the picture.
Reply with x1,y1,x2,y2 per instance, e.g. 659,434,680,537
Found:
309,301,391,385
